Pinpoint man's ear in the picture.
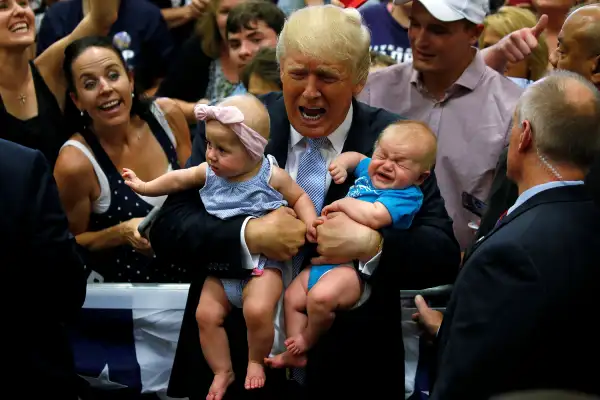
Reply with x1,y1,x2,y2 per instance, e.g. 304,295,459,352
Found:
518,120,533,153
471,23,484,46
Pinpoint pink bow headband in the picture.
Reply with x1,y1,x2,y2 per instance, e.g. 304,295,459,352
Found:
194,104,267,161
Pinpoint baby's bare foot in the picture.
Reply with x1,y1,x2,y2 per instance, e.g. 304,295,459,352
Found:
285,334,310,355
206,371,234,400
245,361,266,390
264,351,307,369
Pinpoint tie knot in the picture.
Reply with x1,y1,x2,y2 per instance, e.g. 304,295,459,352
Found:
307,137,330,150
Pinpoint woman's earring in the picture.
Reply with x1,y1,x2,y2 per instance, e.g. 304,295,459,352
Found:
131,92,135,98
80,110,84,117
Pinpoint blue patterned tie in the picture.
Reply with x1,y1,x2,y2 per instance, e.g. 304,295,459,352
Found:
292,137,329,276
290,137,329,385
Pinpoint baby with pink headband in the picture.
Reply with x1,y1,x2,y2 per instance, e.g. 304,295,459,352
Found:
122,95,318,399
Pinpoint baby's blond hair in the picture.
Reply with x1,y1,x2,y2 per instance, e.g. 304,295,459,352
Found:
377,120,438,171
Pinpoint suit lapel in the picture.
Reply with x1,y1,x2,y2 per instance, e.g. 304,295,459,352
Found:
264,97,291,168
464,185,590,264
324,100,375,205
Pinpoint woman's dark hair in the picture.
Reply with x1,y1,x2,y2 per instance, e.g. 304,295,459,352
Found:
240,47,281,91
62,36,150,130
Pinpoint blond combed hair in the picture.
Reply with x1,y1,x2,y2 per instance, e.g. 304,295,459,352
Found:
276,5,371,85
480,6,549,81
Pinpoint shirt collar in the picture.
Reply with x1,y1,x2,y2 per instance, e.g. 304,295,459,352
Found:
410,49,486,93
290,102,353,153
507,180,585,216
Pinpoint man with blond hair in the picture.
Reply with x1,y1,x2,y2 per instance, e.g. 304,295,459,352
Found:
152,5,459,400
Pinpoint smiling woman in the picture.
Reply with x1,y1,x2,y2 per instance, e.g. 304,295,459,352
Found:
0,0,119,166
53,36,192,284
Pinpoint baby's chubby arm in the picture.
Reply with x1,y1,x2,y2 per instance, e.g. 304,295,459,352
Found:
122,163,208,197
322,198,392,230
328,151,367,184
269,166,319,242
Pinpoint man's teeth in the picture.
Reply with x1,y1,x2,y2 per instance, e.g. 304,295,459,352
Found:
301,108,323,120
10,23,28,33
100,100,120,110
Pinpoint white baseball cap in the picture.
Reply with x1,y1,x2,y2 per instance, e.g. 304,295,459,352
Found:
393,0,489,25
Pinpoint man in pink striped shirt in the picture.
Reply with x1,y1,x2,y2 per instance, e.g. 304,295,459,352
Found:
358,0,523,250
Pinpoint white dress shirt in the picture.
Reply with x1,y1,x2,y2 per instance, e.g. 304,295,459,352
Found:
237,104,383,354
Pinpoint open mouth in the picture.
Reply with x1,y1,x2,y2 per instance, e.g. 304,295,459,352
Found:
9,22,29,33
98,99,122,112
299,106,326,121
375,171,393,182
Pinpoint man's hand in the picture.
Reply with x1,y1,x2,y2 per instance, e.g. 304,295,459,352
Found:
245,207,306,261
411,295,443,338
311,211,381,265
496,14,548,63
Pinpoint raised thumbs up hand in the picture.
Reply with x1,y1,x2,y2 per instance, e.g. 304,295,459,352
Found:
497,14,548,63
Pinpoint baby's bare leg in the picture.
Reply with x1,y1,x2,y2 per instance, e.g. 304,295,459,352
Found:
195,277,234,400
284,269,310,341
289,265,362,355
241,268,283,390
264,269,310,369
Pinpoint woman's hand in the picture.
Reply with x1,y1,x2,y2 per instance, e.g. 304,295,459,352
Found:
120,218,153,256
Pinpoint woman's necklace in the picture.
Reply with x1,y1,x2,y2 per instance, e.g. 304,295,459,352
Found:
18,94,26,105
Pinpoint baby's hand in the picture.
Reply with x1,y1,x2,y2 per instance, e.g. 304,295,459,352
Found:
122,168,147,194
306,224,318,243
307,217,326,243
328,162,347,184
312,216,326,228
321,201,340,217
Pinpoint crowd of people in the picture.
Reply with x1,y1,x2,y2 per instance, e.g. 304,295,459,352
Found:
1,0,599,399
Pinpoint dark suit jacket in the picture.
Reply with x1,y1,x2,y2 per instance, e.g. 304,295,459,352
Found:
432,185,600,399
151,93,460,399
0,139,86,398
586,156,600,207
472,147,519,244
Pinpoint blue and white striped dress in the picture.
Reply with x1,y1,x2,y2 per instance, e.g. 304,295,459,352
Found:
200,154,287,307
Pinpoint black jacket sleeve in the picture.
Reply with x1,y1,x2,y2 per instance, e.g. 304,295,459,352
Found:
27,151,87,321
377,169,461,290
